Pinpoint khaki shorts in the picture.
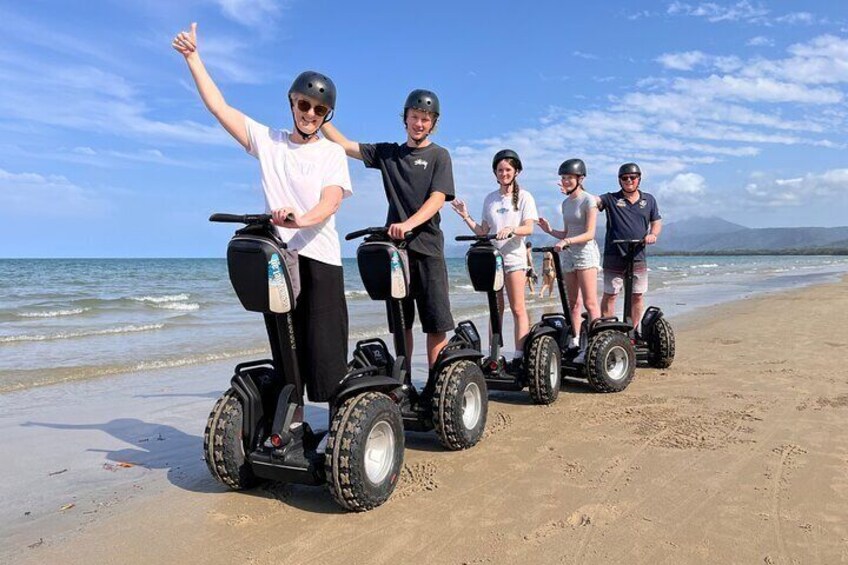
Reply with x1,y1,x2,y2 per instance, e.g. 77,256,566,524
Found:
603,263,648,295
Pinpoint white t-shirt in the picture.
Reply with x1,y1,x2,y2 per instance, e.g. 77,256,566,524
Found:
245,116,352,266
481,188,539,269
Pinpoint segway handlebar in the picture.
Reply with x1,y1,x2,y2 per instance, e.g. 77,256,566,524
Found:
532,246,557,253
611,239,645,245
209,212,295,224
455,234,499,242
345,227,414,241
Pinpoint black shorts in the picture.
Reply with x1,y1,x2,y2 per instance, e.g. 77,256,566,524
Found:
292,255,349,403
389,250,454,334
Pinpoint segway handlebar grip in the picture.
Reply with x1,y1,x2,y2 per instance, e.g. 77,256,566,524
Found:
345,227,414,241
532,246,556,253
209,213,275,224
210,212,295,225
455,235,498,242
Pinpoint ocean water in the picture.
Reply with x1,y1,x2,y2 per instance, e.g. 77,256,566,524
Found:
1,254,846,393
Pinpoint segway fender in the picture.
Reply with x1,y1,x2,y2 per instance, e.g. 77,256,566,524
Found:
588,320,632,337
523,324,558,357
230,366,275,451
437,347,484,367
640,306,664,336
334,375,404,404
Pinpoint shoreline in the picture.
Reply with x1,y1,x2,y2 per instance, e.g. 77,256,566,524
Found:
3,275,848,563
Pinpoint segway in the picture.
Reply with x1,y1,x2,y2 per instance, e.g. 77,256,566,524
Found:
346,227,488,450
611,239,675,368
532,245,636,392
203,213,405,512
455,235,561,404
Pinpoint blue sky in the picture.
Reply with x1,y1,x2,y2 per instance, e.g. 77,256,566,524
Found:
1,0,847,258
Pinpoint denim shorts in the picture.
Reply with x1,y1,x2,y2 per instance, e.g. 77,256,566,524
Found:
560,241,601,272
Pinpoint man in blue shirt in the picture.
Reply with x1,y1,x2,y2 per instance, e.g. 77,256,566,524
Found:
597,163,663,332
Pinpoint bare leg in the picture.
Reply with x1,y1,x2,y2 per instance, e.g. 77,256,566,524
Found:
427,332,448,368
576,267,600,323
631,293,644,331
505,270,529,352
564,271,582,340
601,292,617,319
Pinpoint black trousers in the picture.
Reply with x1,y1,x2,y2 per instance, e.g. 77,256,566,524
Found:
292,255,349,402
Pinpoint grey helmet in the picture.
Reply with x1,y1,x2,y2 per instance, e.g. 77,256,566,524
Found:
492,149,523,172
558,158,587,177
404,89,440,116
288,71,336,117
618,163,642,177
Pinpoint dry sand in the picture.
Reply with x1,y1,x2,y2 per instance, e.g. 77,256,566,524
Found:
6,277,848,564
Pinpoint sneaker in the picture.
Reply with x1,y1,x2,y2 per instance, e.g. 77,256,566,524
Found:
573,350,586,364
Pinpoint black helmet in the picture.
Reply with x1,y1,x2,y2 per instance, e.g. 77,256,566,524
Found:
492,149,523,172
404,89,440,116
288,71,336,111
558,158,587,177
618,163,641,177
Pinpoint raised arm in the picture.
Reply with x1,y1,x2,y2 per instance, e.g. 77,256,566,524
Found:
538,217,567,240
450,198,489,236
320,122,363,160
172,23,249,150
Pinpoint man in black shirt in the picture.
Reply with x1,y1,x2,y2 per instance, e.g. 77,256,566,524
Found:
322,89,455,379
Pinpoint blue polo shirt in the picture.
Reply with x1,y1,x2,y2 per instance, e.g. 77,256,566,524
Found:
599,190,661,269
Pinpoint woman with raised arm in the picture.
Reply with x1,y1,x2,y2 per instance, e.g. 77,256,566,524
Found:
172,24,352,443
451,149,538,373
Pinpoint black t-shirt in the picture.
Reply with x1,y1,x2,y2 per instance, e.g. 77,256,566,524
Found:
359,142,455,256
599,190,661,269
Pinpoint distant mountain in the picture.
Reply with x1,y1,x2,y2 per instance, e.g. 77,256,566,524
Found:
657,216,848,253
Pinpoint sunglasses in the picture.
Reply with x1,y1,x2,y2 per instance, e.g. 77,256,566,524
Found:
619,174,640,181
295,99,330,117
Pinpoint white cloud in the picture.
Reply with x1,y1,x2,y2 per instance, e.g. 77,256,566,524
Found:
747,35,774,47
667,1,769,23
743,168,848,207
0,52,230,146
0,167,106,217
657,51,707,71
572,51,599,60
657,172,708,209
214,0,284,28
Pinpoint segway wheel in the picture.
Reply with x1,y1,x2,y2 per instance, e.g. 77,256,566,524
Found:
649,318,675,369
432,360,488,450
204,389,263,490
585,331,636,393
326,391,404,512
527,335,561,405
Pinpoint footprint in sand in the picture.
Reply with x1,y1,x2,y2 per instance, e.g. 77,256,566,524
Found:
483,412,513,438
712,338,742,346
394,461,439,500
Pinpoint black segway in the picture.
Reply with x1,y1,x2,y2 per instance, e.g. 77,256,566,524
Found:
531,245,636,392
455,235,561,404
611,239,675,368
203,213,405,512
347,227,488,450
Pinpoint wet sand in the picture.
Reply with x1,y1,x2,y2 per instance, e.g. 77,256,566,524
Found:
5,277,848,564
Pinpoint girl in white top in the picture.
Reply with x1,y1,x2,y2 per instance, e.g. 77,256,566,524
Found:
539,159,600,353
451,150,539,365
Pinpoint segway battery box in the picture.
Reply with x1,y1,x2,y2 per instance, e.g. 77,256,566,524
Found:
357,242,410,300
466,244,505,292
226,235,299,314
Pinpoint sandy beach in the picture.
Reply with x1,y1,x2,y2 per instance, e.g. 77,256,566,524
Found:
4,277,848,564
